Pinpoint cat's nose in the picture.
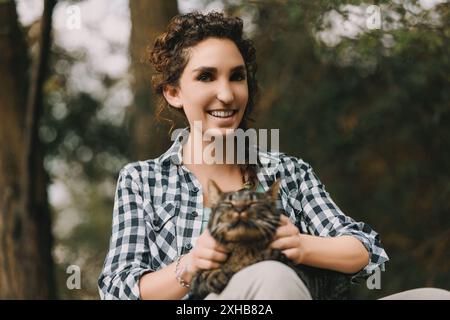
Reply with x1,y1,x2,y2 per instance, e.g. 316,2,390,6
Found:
240,212,248,220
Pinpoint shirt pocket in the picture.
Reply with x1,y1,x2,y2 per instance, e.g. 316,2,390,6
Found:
144,201,178,269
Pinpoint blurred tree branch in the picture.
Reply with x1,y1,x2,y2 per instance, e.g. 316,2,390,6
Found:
23,0,56,225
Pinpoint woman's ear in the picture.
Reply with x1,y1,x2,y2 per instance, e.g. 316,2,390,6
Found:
162,84,183,109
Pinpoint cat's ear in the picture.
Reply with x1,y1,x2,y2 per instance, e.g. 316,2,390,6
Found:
267,179,281,201
208,179,223,205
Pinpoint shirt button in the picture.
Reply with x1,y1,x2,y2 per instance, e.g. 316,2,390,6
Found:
192,187,199,193
190,211,198,217
185,243,193,250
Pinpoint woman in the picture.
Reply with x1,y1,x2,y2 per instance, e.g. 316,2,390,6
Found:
98,11,448,300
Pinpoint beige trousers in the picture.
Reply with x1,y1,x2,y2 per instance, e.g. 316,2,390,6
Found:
204,260,450,300
205,260,312,300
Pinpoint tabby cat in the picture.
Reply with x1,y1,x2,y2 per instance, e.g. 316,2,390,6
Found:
191,179,312,299
190,179,352,300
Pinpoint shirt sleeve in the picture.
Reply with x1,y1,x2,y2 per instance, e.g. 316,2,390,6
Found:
98,165,154,299
292,158,389,282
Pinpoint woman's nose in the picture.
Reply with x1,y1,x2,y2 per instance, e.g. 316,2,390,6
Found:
216,80,234,104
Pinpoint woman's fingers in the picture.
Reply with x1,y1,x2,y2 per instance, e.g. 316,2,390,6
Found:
190,247,227,272
270,235,299,250
274,222,298,239
196,247,228,262
214,243,229,254
194,257,221,270
279,215,289,225
200,230,229,253
270,235,302,264
274,225,291,239
281,248,301,264
189,230,231,272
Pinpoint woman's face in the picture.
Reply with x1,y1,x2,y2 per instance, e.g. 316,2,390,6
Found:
164,37,249,136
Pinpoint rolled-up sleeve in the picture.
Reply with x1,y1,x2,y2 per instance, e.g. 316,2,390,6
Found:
98,165,154,299
293,158,389,282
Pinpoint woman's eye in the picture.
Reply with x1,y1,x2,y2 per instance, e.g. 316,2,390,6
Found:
197,73,212,81
232,73,246,81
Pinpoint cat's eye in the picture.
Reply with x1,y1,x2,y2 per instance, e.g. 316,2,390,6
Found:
217,203,233,210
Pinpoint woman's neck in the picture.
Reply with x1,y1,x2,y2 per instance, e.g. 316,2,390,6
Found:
182,129,240,169
182,130,246,197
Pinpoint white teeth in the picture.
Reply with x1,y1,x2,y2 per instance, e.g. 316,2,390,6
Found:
209,110,235,118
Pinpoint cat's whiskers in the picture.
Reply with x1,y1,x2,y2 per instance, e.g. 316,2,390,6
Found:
210,222,227,235
254,225,273,242
255,217,278,231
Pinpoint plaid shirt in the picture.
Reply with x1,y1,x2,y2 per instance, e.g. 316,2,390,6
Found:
98,128,389,300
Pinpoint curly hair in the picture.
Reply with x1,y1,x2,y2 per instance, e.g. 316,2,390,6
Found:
149,11,260,188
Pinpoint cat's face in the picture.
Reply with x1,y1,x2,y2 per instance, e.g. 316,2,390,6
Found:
207,179,281,246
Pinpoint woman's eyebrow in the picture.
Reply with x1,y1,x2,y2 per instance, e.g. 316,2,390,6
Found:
192,65,246,73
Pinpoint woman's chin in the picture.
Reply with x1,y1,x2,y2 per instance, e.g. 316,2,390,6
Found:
203,125,239,138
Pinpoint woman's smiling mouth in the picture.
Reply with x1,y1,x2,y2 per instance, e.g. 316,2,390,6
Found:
207,109,238,118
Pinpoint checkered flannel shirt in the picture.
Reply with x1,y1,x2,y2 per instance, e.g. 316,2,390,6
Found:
98,127,389,299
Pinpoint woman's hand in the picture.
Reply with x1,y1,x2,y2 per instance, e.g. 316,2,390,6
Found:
270,215,305,265
183,230,229,280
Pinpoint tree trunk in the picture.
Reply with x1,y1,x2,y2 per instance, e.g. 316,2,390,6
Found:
128,0,179,160
0,0,55,299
